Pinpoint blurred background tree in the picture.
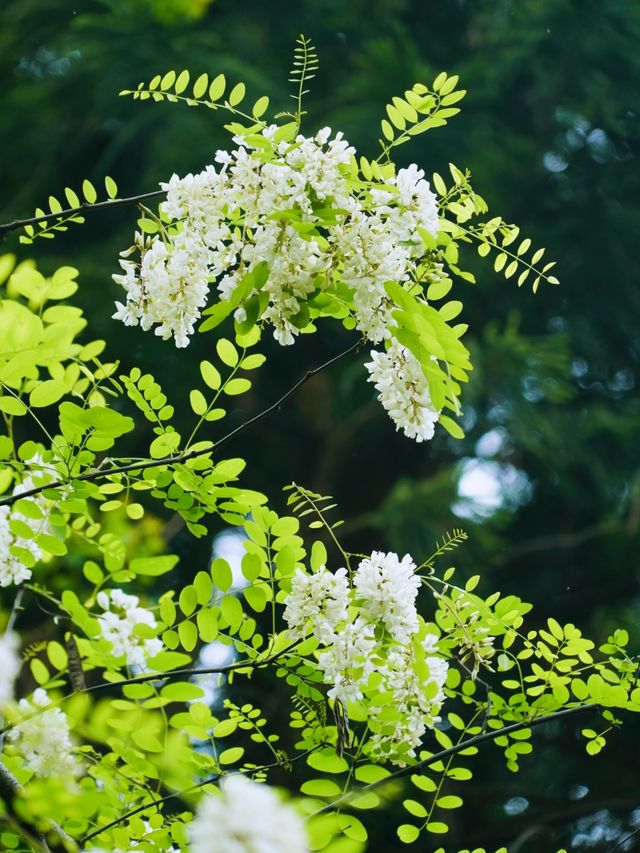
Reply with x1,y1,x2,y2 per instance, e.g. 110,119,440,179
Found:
1,1,639,849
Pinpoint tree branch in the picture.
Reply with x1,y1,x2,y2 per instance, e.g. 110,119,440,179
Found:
315,704,597,814
79,640,299,695
0,339,362,508
0,191,165,238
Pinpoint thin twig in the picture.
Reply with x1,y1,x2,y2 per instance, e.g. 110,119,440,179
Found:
315,704,596,814
0,191,165,237
79,640,299,695
609,824,640,853
0,339,362,508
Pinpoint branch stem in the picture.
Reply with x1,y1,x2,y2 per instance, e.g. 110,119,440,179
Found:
315,704,596,814
0,191,165,237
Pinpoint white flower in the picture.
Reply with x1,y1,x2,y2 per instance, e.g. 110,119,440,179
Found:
97,589,162,667
283,567,350,644
317,617,377,704
365,340,441,442
6,688,78,777
0,632,20,707
112,231,211,348
368,634,449,764
332,205,410,344
354,551,421,643
0,460,54,588
190,775,309,853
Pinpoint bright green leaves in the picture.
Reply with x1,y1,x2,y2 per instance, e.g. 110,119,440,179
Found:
59,402,134,451
19,177,118,245
121,68,263,130
379,74,466,156
199,261,270,334
129,554,179,577
217,338,238,367
384,280,471,432
473,218,557,292
200,360,221,390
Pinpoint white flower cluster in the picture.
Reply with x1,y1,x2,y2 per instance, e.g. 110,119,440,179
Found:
113,124,444,439
113,126,439,347
96,589,162,667
365,340,440,442
284,551,449,763
6,688,78,778
190,774,309,853
0,631,20,706
0,462,53,588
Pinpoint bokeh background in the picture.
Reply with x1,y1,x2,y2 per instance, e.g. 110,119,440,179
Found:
1,0,639,849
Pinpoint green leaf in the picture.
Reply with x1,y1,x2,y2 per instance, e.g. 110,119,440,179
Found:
397,825,420,844
403,799,427,818
217,338,239,367
436,795,463,809
252,95,269,117
307,751,349,774
193,571,213,604
209,74,226,101
104,176,118,199
193,73,209,99
47,641,67,671
200,360,221,390
243,584,267,612
82,180,97,204
219,746,244,765
149,431,180,458
131,730,163,752
228,82,246,106
301,779,342,797
426,821,449,834
224,378,251,396
30,658,49,685
354,764,391,783
179,585,198,616
196,607,218,642
190,389,208,416
211,557,233,591
29,379,66,408
178,620,198,652
0,397,27,416
130,555,179,576
174,69,190,94
148,651,192,672
439,414,464,439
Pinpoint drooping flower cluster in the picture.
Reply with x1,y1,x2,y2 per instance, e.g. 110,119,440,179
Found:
190,774,309,853
113,124,444,438
96,588,163,667
6,688,78,778
284,551,449,763
365,340,440,442
0,460,54,588
0,631,20,706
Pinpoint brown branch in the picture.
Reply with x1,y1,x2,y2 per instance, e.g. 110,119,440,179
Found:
0,339,362,508
0,191,165,238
